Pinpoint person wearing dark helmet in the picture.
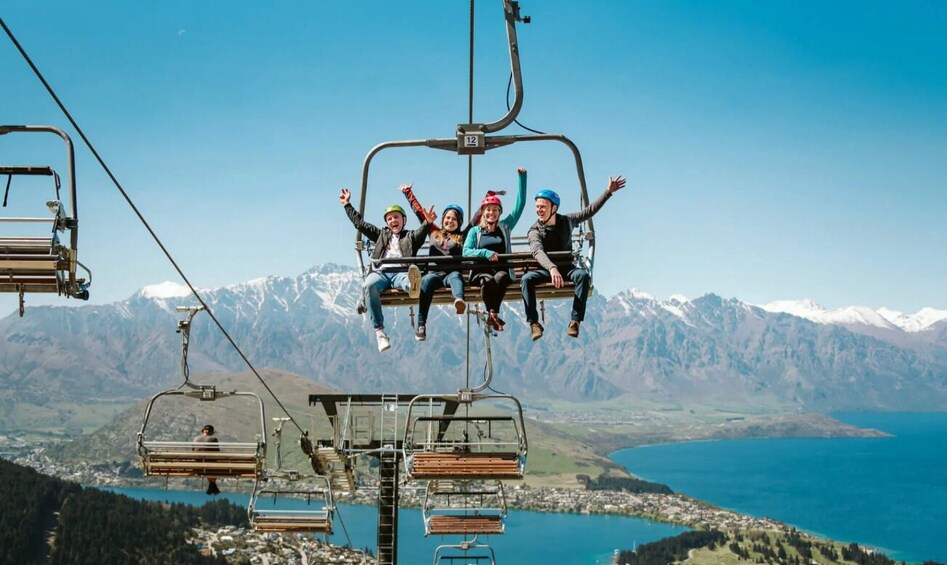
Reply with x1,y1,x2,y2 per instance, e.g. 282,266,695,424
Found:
340,186,430,351
463,168,528,331
194,424,221,495
522,175,627,340
401,185,473,341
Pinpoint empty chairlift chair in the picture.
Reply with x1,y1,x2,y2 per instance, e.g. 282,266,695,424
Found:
432,540,497,565
0,126,91,314
249,472,334,535
403,394,527,481
423,480,507,537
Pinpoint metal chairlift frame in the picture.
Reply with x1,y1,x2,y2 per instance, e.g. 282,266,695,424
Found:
351,0,595,303
422,480,507,537
432,538,497,565
135,307,267,480
0,125,91,313
248,472,335,535
403,307,527,481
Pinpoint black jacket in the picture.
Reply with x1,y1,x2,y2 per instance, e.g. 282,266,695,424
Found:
527,188,613,271
344,204,430,266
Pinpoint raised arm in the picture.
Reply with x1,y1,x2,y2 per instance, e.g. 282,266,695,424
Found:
565,175,627,223
401,184,440,232
340,187,381,240
501,168,528,231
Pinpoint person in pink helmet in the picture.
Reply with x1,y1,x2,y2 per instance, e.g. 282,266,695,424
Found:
462,168,528,331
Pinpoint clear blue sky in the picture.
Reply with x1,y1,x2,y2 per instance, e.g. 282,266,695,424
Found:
2,1,945,316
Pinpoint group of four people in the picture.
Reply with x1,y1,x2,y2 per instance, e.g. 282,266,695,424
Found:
340,169,626,352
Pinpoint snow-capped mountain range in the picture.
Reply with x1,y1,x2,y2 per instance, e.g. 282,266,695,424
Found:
1,264,945,431
758,299,947,333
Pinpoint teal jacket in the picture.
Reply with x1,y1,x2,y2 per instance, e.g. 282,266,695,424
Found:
463,170,528,272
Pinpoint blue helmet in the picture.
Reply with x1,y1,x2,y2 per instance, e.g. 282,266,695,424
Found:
534,189,560,208
442,204,464,224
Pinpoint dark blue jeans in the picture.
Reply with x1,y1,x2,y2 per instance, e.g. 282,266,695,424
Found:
418,271,464,324
521,267,590,324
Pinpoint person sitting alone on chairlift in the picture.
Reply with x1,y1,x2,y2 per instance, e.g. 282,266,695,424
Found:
340,186,429,352
401,185,478,342
194,424,221,495
462,168,528,332
522,174,627,340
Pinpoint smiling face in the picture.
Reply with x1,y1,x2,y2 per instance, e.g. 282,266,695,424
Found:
535,198,557,222
385,211,405,233
442,209,461,232
481,204,501,226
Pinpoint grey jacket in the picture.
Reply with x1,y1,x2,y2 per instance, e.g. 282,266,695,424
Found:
527,188,613,271
344,204,430,265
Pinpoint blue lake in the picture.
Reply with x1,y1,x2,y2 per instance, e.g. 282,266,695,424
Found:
611,412,947,563
105,486,687,564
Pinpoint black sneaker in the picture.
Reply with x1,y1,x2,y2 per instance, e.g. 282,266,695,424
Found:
415,324,427,342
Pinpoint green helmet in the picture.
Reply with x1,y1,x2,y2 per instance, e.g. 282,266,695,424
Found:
383,204,406,219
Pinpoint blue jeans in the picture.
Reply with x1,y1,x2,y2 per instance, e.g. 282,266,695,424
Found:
365,270,411,329
521,268,590,324
418,271,464,324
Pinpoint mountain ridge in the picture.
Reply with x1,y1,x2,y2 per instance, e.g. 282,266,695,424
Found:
1,263,945,432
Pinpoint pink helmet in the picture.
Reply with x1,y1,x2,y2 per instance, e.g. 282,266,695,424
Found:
480,191,503,212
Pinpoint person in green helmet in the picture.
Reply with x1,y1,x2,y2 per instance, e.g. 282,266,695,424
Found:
340,186,429,352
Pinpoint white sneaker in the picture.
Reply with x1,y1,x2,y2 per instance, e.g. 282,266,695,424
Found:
454,298,466,315
407,265,422,299
375,329,391,352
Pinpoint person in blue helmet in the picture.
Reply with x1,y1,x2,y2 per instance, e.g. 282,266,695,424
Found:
340,186,429,352
401,185,474,341
522,175,627,340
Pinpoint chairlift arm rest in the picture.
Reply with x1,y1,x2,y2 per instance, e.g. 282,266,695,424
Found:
416,415,515,422
0,166,54,176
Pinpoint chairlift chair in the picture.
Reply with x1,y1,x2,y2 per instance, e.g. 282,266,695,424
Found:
423,479,507,537
349,0,595,312
136,386,267,480
403,393,527,481
135,306,267,480
249,472,334,535
0,125,91,315
432,539,497,565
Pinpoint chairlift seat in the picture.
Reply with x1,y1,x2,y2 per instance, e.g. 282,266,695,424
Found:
376,248,584,308
139,440,264,479
250,512,333,533
427,514,504,535
409,451,522,480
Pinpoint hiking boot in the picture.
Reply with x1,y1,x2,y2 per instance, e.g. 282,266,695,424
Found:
530,323,544,341
485,311,499,331
415,323,427,342
566,320,580,338
375,329,391,352
407,265,422,299
454,298,466,315
488,311,505,332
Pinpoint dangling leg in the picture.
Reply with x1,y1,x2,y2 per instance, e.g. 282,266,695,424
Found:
445,271,466,314
364,271,394,351
567,267,591,338
416,273,444,341
520,269,550,340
